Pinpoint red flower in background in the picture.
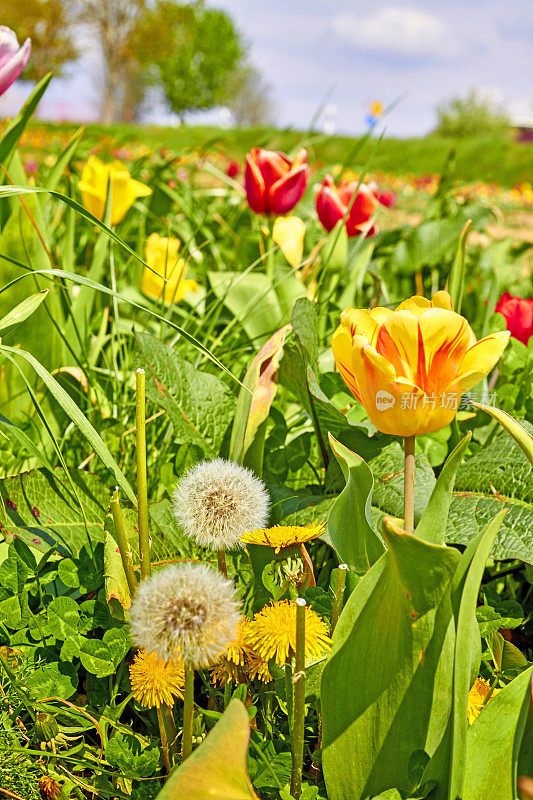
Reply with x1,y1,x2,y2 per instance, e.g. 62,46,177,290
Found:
495,292,533,345
377,190,397,208
226,160,240,179
316,175,379,237
244,147,309,215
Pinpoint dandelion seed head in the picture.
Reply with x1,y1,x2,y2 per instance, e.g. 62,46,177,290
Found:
172,458,270,550
129,562,242,668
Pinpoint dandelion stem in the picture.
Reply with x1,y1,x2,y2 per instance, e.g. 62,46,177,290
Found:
217,549,227,577
182,665,195,761
156,704,175,773
290,598,306,800
110,488,137,598
403,435,416,535
330,564,348,636
136,369,151,579
285,663,294,733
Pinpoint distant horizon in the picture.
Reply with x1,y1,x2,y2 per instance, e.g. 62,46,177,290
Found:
1,0,532,136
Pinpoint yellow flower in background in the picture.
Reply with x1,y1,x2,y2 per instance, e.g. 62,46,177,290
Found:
370,100,384,117
467,677,500,724
142,233,199,304
79,155,152,225
241,522,326,554
272,216,306,269
332,290,510,437
129,649,185,708
248,600,331,665
211,618,250,685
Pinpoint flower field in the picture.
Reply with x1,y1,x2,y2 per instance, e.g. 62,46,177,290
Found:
0,39,532,800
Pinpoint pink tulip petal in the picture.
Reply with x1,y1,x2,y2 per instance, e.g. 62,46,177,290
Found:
0,36,31,96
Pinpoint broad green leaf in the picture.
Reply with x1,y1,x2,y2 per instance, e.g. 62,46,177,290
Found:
26,660,78,701
106,732,160,778
156,699,259,800
79,639,115,678
327,434,384,572
321,219,348,271
321,519,460,800
46,596,81,641
462,666,533,800
229,324,291,468
0,344,136,504
134,331,235,457
471,403,533,465
415,433,472,544
0,468,108,555
208,270,305,344
0,289,49,333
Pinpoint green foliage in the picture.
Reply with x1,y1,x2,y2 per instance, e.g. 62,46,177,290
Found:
435,90,510,138
135,1,245,116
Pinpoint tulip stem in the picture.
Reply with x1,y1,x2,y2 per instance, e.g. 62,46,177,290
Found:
290,598,306,800
136,369,151,580
182,666,195,761
403,436,416,534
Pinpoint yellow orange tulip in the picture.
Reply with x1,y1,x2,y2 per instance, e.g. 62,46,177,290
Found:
79,155,152,225
332,291,510,436
141,233,199,305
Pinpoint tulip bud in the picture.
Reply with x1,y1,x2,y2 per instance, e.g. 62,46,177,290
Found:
316,175,379,238
244,147,309,215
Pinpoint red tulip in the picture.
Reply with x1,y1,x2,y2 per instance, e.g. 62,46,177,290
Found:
226,160,240,179
377,190,397,208
495,292,533,345
244,147,309,215
316,175,379,238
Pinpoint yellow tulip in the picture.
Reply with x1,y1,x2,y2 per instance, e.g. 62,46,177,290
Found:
331,290,510,436
272,216,306,269
141,233,199,305
79,155,152,225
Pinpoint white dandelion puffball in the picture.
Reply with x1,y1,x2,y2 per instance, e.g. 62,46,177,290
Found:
172,458,270,550
130,562,242,667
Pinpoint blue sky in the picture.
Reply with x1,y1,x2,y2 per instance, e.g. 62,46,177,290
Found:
1,0,532,136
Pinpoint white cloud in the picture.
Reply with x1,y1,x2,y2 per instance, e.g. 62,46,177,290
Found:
331,6,452,58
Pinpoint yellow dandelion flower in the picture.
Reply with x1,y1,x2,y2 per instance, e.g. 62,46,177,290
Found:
467,677,500,724
211,619,250,685
246,648,272,683
241,521,326,554
247,600,331,665
129,650,185,709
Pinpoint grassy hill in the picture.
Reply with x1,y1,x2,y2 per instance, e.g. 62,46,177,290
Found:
13,120,533,186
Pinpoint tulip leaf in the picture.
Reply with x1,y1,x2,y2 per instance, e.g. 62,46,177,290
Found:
208,270,305,345
230,324,291,470
462,666,533,800
327,434,384,572
415,432,472,544
471,402,533,465
321,518,460,800
0,73,52,167
447,219,472,313
321,219,348,272
155,699,259,800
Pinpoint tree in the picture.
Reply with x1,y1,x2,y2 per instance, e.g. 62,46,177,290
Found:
134,1,245,118
74,0,146,124
434,90,510,137
225,64,274,127
0,0,77,80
